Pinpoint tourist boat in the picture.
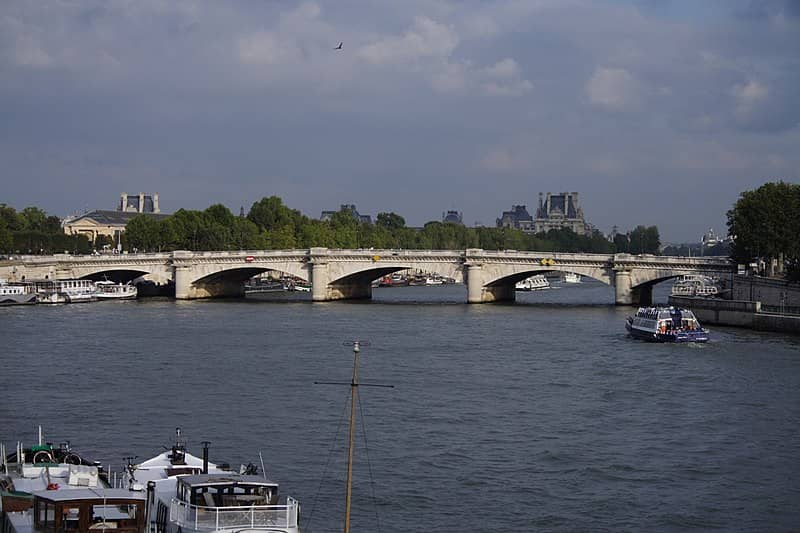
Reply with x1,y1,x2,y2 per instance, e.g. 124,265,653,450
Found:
378,273,409,287
670,274,720,297
515,274,550,291
625,306,709,343
563,272,581,284
244,279,285,297
0,428,146,533
95,281,138,300
0,281,37,305
34,279,97,304
286,281,311,292
124,429,300,533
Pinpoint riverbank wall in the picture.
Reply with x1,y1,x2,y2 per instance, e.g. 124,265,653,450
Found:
669,295,800,335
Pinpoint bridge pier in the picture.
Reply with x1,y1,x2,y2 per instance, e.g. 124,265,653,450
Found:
174,264,193,300
466,263,483,303
466,260,515,303
310,258,330,302
614,270,633,305
614,271,654,306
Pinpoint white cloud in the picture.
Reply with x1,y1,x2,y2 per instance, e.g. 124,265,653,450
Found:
479,58,533,96
586,67,641,110
13,34,52,68
731,79,769,120
358,16,459,66
238,31,298,66
480,147,521,173
483,58,521,79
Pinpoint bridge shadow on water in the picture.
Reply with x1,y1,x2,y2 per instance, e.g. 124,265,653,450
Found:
228,279,675,307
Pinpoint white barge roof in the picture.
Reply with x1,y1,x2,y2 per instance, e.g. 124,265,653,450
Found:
31,488,147,502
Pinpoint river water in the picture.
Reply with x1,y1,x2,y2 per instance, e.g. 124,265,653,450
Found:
2,281,799,532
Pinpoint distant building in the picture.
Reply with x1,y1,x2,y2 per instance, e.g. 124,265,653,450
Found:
442,210,464,225
701,228,723,250
119,192,160,213
496,205,533,232
62,193,168,245
534,192,590,235
320,204,372,224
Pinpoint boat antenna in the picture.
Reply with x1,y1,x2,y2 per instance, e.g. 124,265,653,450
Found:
259,450,267,481
314,340,393,533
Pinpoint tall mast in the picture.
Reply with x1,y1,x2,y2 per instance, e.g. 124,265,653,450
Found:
344,341,360,533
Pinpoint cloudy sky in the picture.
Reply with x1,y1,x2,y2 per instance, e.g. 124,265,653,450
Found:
2,0,798,242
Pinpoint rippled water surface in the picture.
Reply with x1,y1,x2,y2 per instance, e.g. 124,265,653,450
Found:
2,281,799,532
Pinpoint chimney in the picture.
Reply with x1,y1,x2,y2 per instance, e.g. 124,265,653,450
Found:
120,193,128,212
138,193,145,213
153,193,160,213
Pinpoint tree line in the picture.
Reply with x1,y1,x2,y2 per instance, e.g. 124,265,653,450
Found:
727,181,800,280
1,197,662,255
0,205,92,256
121,196,662,254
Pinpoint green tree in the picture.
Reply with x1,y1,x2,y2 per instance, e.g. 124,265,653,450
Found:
727,181,800,277
0,204,21,232
628,226,660,254
19,207,49,232
376,212,406,231
0,217,13,253
613,233,629,253
126,215,164,252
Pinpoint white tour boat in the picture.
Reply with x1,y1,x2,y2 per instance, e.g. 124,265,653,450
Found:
563,272,581,284
94,281,138,300
515,274,550,291
0,281,37,305
625,306,709,343
670,274,720,297
34,280,97,304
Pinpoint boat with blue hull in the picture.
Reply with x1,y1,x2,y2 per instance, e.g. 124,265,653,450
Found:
626,306,709,343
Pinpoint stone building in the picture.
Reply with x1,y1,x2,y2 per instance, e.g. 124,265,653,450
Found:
320,204,372,224
442,210,464,225
62,193,168,245
534,192,590,235
496,205,533,232
119,192,160,213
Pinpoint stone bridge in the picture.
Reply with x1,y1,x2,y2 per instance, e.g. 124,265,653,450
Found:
0,249,733,305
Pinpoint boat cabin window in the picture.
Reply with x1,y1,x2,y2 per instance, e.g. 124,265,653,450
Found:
33,497,144,533
183,483,273,507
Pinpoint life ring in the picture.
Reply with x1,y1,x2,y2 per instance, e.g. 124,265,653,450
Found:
33,450,54,464
46,482,59,490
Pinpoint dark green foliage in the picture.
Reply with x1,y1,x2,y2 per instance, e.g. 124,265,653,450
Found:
0,204,91,254
1,198,664,257
727,181,800,279
627,225,661,254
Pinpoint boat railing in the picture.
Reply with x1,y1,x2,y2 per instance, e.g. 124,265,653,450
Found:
169,497,299,531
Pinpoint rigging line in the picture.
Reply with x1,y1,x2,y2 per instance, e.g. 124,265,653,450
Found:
356,391,382,533
304,391,351,533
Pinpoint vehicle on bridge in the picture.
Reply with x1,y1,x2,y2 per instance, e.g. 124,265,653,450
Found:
626,306,709,343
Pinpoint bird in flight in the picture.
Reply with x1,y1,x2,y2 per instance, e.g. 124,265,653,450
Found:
334,41,343,50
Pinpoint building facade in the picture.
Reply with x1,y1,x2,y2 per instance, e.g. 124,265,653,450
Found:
119,192,160,213
320,204,372,224
442,210,464,225
62,193,168,245
496,205,533,231
534,192,590,235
